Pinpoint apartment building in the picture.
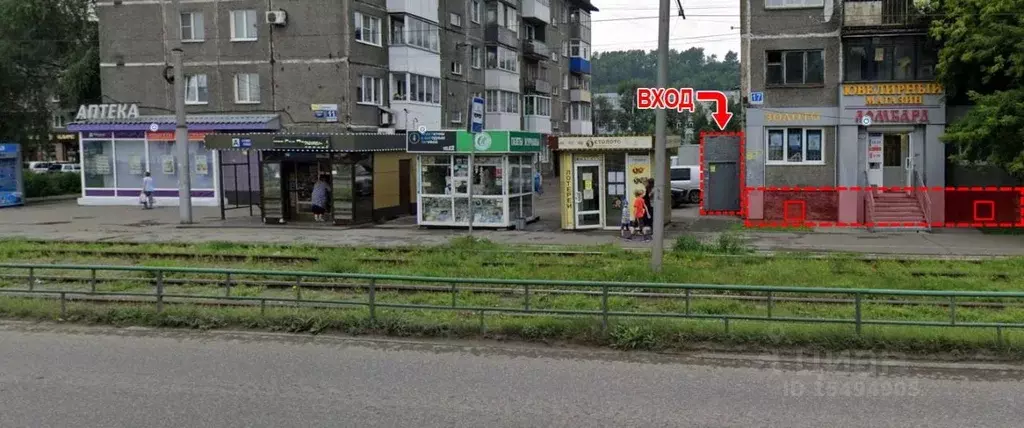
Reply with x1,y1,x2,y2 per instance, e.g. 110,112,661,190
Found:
90,0,595,135
741,0,946,228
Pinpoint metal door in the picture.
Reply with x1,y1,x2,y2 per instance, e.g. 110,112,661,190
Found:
702,135,741,212
573,162,603,228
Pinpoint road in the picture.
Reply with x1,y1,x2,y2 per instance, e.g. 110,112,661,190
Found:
0,323,1021,427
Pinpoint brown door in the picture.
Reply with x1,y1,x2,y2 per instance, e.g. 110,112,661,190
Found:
399,159,413,214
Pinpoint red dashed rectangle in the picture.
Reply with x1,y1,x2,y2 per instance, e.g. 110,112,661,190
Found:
742,186,1024,228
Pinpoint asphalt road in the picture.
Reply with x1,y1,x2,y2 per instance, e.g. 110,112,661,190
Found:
1,323,1022,428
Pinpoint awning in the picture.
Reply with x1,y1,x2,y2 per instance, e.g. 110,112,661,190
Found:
67,114,281,132
204,132,407,152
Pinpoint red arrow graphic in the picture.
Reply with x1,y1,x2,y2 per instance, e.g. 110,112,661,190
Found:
696,90,733,130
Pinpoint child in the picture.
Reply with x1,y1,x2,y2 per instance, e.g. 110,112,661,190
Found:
631,189,648,240
615,196,631,239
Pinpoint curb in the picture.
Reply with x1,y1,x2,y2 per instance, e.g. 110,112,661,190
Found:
25,194,79,203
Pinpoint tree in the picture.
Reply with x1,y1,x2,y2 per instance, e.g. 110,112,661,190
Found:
614,80,654,134
0,0,100,147
592,48,740,94
928,0,1024,176
592,95,617,134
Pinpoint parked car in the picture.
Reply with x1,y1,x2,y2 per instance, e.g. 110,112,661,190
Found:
670,165,701,207
47,163,81,173
25,161,54,174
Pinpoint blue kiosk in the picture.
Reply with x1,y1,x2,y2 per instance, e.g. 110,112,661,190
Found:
0,143,24,207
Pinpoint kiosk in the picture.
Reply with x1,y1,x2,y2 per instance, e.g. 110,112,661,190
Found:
409,130,543,228
0,143,24,207
555,135,678,230
204,133,416,225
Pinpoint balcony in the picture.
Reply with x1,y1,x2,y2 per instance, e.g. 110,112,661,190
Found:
521,0,551,24
523,39,551,61
525,77,552,94
843,0,928,34
569,57,591,74
485,23,519,49
569,21,591,41
570,88,591,102
387,0,439,22
524,115,552,133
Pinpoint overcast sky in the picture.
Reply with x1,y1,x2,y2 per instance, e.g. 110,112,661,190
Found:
591,0,741,60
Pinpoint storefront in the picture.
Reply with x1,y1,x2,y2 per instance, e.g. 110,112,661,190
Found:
409,130,543,228
204,133,415,225
49,132,79,162
837,82,946,224
66,109,280,206
555,135,676,230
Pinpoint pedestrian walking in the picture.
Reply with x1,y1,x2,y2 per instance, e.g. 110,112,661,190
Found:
311,174,330,222
642,178,655,240
534,170,543,195
140,172,155,209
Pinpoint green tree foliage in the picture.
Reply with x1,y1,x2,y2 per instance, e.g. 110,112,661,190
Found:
929,0,1024,176
0,0,100,146
592,48,740,93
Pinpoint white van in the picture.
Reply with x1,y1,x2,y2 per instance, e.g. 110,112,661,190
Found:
25,162,54,174
670,165,701,206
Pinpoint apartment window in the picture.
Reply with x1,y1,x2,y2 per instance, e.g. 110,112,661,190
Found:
184,74,208,104
451,111,464,123
570,10,591,28
180,12,204,42
397,16,440,52
562,40,568,57
486,45,518,73
450,12,462,27
551,51,559,62
569,40,590,60
524,96,551,117
766,50,824,86
765,0,824,9
571,103,591,121
571,74,590,90
766,128,824,164
52,112,66,128
230,10,257,41
471,0,481,23
561,5,570,24
551,4,558,27
844,36,936,82
451,61,463,75
358,76,383,105
391,74,407,100
471,46,482,68
397,74,441,104
354,12,382,46
487,1,518,33
563,105,569,122
563,74,569,90
485,90,520,114
234,73,260,104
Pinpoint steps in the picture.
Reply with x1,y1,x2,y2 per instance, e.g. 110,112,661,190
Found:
869,192,929,232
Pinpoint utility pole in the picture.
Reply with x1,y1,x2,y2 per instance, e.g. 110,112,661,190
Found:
171,0,192,224
464,0,475,237
651,0,670,271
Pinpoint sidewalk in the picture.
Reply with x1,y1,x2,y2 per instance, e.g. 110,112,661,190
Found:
1,200,1023,256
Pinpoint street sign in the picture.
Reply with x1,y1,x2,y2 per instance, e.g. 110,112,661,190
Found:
749,91,764,105
406,131,455,152
469,97,485,134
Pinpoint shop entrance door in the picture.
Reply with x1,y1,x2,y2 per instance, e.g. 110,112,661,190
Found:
286,160,331,222
573,161,603,229
881,133,912,191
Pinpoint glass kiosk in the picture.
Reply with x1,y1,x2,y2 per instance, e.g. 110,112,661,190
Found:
0,144,24,208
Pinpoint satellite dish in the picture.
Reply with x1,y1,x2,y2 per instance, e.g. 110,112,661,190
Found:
861,116,872,127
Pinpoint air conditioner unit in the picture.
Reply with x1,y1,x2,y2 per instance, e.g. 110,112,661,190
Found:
265,11,287,25
379,111,393,126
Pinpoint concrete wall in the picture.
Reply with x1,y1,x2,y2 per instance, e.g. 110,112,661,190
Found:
372,151,416,210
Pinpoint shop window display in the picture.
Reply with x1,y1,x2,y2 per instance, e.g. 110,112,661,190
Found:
83,139,115,188
472,197,505,224
603,153,627,228
421,156,452,195
189,141,215,190
261,162,283,219
421,196,453,222
418,152,538,227
147,140,179,189
114,140,146,189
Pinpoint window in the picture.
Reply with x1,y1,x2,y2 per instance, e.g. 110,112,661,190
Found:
524,96,551,117
391,74,407,100
570,10,591,28
52,112,66,128
571,103,591,121
450,12,462,27
766,128,824,164
487,1,518,33
184,74,208,104
671,168,691,181
230,10,257,41
234,73,260,104
471,46,482,68
844,37,936,82
180,12,204,42
354,12,382,46
486,45,518,73
358,76,383,105
766,50,823,86
765,0,824,9
485,90,520,114
400,74,440,104
563,74,569,90
562,40,568,57
471,0,481,23
451,61,463,75
551,4,558,27
451,111,463,123
563,105,569,122
398,16,439,52
571,74,590,90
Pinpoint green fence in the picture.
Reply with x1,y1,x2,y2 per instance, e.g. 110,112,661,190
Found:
1,263,1022,342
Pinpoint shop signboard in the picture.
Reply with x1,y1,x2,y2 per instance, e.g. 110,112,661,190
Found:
557,136,652,150
509,131,542,152
146,131,210,141
625,154,652,199
406,131,456,152
75,103,140,121
272,136,331,150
